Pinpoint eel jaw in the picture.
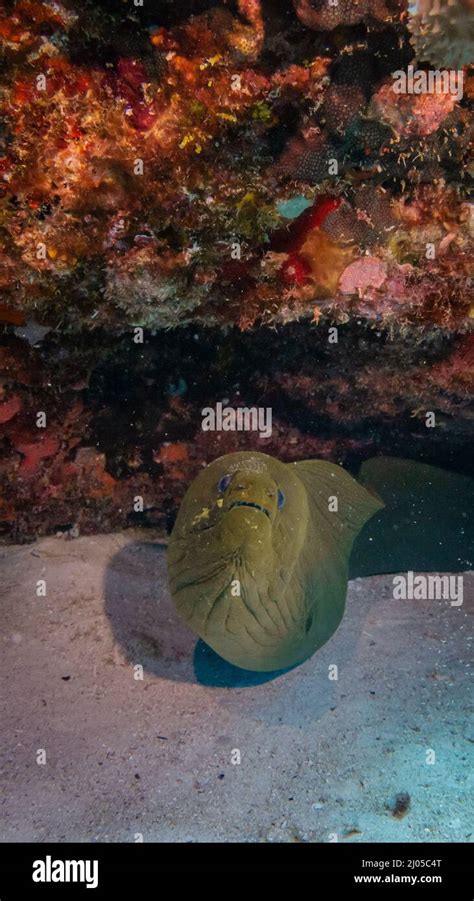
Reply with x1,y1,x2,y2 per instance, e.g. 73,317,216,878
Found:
229,500,270,519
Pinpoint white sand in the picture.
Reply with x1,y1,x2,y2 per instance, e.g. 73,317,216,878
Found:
0,532,472,843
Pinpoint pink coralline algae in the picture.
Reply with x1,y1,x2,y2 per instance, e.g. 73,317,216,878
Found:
339,257,389,295
0,0,470,332
0,0,472,540
371,80,460,137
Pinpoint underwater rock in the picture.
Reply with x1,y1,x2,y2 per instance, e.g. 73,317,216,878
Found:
0,1,472,539
371,78,460,137
388,790,411,819
13,321,52,346
0,394,22,424
0,322,472,541
292,0,399,30
320,84,368,137
0,0,470,331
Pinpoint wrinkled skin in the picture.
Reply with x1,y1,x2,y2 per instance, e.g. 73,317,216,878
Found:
167,451,383,671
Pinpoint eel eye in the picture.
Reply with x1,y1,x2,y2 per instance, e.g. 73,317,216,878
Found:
218,474,232,494
277,489,285,510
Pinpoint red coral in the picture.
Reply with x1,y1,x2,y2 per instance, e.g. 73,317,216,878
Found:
154,442,190,480
0,395,22,424
279,253,312,285
272,196,342,254
15,433,60,475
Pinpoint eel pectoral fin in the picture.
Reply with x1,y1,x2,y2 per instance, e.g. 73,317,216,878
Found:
292,459,385,561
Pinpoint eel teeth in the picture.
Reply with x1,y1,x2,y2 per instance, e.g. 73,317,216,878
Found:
229,500,270,519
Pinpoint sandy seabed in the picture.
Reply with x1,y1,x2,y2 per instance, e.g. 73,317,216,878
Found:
1,532,472,843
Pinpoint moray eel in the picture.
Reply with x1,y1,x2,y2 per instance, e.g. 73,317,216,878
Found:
168,452,474,671
167,451,384,671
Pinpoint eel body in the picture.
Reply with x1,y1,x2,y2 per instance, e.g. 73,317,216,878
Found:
168,452,473,671
167,451,383,671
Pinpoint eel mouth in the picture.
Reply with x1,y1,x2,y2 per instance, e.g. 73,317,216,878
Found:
229,500,270,519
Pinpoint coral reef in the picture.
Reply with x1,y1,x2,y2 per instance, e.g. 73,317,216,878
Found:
0,0,472,539
0,0,471,332
292,0,401,31
408,0,474,68
1,325,472,540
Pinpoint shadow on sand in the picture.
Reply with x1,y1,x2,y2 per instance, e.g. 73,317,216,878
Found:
104,539,288,688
